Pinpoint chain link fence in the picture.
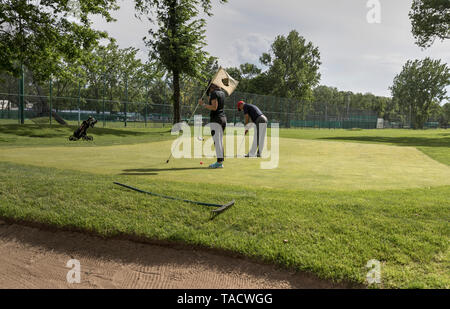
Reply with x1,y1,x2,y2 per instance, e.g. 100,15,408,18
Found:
0,76,441,129
0,91,383,129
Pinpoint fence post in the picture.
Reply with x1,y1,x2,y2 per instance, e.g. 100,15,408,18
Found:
103,74,106,128
145,82,149,128
145,103,148,128
409,104,412,129
19,64,25,124
124,75,128,127
163,90,168,128
232,93,236,124
286,98,290,128
77,80,81,126
49,76,53,125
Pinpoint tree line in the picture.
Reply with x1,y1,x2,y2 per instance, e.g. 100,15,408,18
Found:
0,0,448,128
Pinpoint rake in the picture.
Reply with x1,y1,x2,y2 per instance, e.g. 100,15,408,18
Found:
113,182,234,214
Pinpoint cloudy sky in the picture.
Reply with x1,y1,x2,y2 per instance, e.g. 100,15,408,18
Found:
91,0,450,98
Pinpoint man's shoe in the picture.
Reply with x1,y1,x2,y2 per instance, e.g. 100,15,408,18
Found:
245,153,259,158
209,162,224,169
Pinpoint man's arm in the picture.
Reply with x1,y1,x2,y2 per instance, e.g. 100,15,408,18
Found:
244,113,250,135
198,98,218,111
244,113,249,125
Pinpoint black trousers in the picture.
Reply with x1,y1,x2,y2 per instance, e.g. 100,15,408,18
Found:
211,116,227,163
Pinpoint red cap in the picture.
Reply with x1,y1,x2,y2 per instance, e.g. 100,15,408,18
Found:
237,101,245,110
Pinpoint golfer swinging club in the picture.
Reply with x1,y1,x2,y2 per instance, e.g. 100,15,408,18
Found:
237,101,268,157
199,83,227,169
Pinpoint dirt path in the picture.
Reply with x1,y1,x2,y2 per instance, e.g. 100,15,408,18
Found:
0,220,356,289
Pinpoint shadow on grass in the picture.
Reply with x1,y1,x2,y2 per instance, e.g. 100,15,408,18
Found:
0,124,69,138
89,127,165,137
319,136,450,148
120,172,159,176
121,167,207,175
0,124,169,138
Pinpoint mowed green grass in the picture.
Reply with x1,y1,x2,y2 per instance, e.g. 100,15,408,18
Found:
1,137,449,191
0,123,449,288
278,128,450,166
0,123,173,147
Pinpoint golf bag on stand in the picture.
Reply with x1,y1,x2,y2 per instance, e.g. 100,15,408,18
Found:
69,116,98,141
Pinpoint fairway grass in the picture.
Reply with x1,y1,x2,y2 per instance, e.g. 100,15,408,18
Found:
0,123,173,147
279,128,450,166
0,162,448,288
0,138,449,191
0,124,449,288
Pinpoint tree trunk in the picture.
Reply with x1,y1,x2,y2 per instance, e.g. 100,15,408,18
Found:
33,82,49,116
415,114,426,129
173,69,181,124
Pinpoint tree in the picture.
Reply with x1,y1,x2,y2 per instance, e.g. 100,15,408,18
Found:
135,0,227,124
409,0,450,48
441,103,450,127
239,63,262,80
178,56,218,115
312,85,338,117
225,63,263,93
259,30,321,109
79,42,163,115
0,0,118,80
372,96,391,118
390,58,449,129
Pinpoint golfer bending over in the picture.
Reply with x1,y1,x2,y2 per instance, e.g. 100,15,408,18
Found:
237,101,268,157
199,83,226,169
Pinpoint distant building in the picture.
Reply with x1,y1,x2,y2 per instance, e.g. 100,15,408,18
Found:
0,100,17,110
0,100,9,110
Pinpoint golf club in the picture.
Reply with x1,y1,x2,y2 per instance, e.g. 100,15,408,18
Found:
165,80,214,164
237,128,249,157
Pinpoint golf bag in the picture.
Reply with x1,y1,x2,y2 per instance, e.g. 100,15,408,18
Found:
69,116,98,141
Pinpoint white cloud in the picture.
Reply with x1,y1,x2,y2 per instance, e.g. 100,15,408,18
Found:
220,33,271,68
91,0,450,97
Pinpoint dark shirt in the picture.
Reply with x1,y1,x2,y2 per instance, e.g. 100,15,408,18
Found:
209,90,226,120
243,103,263,122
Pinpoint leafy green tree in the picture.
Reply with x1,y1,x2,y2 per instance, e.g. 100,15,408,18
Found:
135,0,227,123
225,67,242,81
0,0,118,80
409,0,449,48
441,102,450,126
390,58,449,129
180,55,219,114
312,85,338,117
371,96,391,118
225,31,321,104
311,85,393,120
239,63,262,79
259,30,321,109
80,42,163,115
225,63,262,93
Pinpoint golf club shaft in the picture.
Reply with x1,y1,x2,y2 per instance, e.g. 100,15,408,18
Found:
238,134,246,156
239,135,245,148
186,84,210,125
166,81,212,163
